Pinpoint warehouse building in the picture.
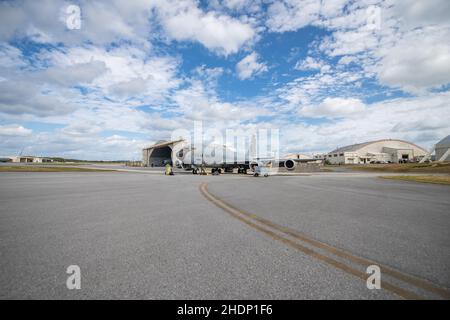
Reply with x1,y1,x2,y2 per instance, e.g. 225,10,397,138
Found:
0,156,53,163
326,139,428,165
142,140,184,167
435,135,450,162
283,153,314,160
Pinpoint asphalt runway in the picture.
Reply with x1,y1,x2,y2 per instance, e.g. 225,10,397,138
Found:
0,171,449,299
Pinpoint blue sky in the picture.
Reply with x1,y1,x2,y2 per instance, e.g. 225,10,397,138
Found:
0,0,449,160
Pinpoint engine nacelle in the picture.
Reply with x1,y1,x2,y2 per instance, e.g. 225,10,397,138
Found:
284,159,296,170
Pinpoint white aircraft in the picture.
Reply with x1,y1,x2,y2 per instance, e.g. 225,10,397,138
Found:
172,140,316,175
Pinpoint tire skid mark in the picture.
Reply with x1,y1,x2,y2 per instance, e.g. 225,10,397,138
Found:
199,182,450,300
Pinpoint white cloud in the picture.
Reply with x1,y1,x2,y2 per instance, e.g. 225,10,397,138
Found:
391,0,450,28
338,56,356,65
0,0,449,160
376,27,450,93
266,0,321,32
0,80,76,117
295,56,331,73
299,97,366,118
0,0,154,46
39,60,108,87
172,79,266,123
156,0,255,55
37,45,181,103
193,65,224,80
278,92,450,154
267,0,450,94
0,124,32,137
0,43,26,68
0,0,257,55
236,52,268,80
1,130,148,161
276,69,363,112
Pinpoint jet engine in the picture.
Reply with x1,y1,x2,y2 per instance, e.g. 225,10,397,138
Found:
284,159,296,170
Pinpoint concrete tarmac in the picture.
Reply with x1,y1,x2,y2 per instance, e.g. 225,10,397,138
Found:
0,171,449,299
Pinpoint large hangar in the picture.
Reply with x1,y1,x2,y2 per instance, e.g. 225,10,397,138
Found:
142,140,184,167
435,135,450,162
326,139,428,164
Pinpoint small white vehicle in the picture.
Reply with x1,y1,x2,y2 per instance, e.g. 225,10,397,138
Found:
253,166,270,177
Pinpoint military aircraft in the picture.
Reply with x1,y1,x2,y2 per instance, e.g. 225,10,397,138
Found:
172,141,316,175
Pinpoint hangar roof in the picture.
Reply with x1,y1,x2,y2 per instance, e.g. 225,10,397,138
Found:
143,139,184,150
436,135,450,148
329,139,426,154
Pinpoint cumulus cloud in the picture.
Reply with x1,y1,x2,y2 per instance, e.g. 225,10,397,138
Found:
279,92,450,154
267,0,450,94
39,60,108,87
0,124,32,137
0,43,25,68
299,97,366,118
266,0,321,32
295,56,331,73
38,45,181,103
392,0,450,28
236,52,268,80
0,0,449,160
172,79,267,124
0,129,148,161
0,81,76,117
155,0,255,55
376,27,450,93
0,0,154,46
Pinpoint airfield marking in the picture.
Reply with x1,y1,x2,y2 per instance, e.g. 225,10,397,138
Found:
200,182,450,300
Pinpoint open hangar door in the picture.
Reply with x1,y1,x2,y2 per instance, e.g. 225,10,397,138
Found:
148,145,172,167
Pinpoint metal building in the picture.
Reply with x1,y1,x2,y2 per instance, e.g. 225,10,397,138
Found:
1,156,54,163
326,139,428,164
435,135,450,162
142,140,184,167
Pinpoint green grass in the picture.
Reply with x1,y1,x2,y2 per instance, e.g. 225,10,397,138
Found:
380,175,450,185
348,162,450,173
0,166,115,172
17,161,125,166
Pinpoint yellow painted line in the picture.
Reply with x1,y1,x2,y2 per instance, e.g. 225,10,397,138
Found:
199,182,430,300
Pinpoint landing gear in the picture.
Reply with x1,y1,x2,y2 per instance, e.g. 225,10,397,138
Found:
211,168,221,175
237,168,247,174
192,168,198,174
